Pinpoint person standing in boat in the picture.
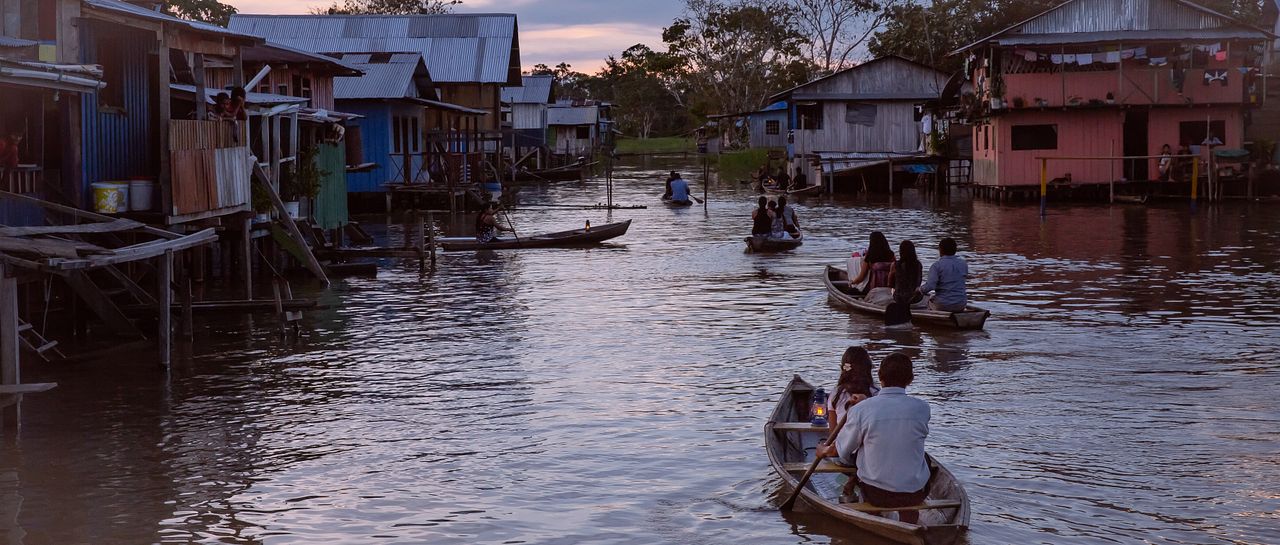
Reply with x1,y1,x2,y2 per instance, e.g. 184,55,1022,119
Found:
668,173,694,205
917,237,968,312
816,353,931,523
751,197,773,236
776,196,801,238
475,202,514,243
849,232,894,296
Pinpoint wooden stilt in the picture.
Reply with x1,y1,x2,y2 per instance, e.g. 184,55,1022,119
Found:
241,216,253,299
1,264,19,386
181,277,193,340
158,249,172,368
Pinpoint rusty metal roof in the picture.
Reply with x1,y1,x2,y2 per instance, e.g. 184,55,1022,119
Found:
82,0,260,42
953,0,1273,54
228,14,521,85
502,75,554,104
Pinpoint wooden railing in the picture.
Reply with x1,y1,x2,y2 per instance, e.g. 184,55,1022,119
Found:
168,120,251,218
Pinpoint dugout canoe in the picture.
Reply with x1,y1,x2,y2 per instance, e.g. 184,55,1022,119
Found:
765,375,970,545
746,234,803,252
662,196,694,207
822,266,989,330
439,219,631,251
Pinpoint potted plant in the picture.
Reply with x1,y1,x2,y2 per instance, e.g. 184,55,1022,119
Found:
1105,92,1116,105
283,145,327,219
251,183,272,223
1011,96,1025,108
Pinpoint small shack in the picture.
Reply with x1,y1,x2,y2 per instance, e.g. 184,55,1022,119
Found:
547,102,600,158
769,56,949,193
501,74,555,168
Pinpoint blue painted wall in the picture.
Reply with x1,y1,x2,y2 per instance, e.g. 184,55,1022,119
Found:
79,23,156,208
337,101,391,193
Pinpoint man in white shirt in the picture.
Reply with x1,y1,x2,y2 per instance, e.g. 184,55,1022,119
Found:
816,353,931,522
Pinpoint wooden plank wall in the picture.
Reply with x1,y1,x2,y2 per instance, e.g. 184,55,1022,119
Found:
169,120,251,214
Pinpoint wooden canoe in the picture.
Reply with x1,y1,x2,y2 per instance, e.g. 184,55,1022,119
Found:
765,375,970,545
764,184,822,196
440,219,631,251
823,266,989,330
746,234,803,252
662,197,694,207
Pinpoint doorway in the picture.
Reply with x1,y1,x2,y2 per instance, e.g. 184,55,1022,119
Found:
1123,110,1149,181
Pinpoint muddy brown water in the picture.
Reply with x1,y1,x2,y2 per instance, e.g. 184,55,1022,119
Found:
4,160,1278,544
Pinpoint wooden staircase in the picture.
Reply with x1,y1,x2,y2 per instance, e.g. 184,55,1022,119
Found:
16,318,64,362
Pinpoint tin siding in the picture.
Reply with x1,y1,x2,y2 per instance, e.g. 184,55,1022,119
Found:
312,142,349,229
337,101,392,193
80,24,155,207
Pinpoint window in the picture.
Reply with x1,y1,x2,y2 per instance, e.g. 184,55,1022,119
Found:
1179,120,1226,147
256,80,271,94
392,116,404,154
96,39,125,110
1011,124,1057,150
410,117,420,152
765,120,780,135
982,126,989,150
291,75,313,100
276,84,288,96
797,103,823,130
576,126,591,139
845,103,877,126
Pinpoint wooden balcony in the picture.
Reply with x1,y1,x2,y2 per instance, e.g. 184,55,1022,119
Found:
167,120,252,223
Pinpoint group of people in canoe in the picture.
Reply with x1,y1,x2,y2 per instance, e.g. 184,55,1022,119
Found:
847,232,969,313
750,196,802,240
661,171,697,205
816,347,932,522
754,165,808,192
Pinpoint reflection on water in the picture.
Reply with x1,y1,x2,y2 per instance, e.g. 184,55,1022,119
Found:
2,160,1278,544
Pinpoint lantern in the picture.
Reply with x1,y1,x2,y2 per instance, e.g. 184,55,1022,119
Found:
809,388,829,426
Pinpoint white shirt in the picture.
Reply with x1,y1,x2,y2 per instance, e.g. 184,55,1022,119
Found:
828,385,880,424
833,387,931,493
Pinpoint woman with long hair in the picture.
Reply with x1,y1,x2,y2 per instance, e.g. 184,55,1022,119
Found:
827,346,879,429
849,231,895,293
751,196,773,235
890,240,924,305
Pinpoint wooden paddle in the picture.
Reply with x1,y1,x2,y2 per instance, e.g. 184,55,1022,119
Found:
499,207,520,244
781,400,855,511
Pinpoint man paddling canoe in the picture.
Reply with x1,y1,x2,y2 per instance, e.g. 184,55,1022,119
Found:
666,172,695,205
816,353,931,523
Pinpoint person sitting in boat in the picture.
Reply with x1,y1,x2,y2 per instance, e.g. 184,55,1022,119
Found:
889,240,924,306
776,196,801,238
668,173,694,205
791,171,808,189
774,169,791,189
475,202,514,243
767,200,790,238
917,237,968,312
816,353,931,523
826,346,880,496
751,197,773,236
662,171,678,200
849,232,894,299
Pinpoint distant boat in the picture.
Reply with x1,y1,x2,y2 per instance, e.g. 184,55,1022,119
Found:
823,265,989,330
511,160,598,182
745,233,802,252
439,219,631,251
764,183,821,196
765,375,970,545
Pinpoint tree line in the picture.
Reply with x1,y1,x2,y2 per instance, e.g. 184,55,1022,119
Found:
177,0,1266,138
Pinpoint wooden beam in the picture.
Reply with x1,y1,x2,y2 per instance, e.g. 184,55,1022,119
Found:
103,265,158,307
158,249,172,368
43,228,218,270
0,218,144,236
240,216,252,299
0,383,57,394
0,237,109,258
64,271,145,338
158,31,173,219
193,53,207,120
252,164,329,286
0,191,178,239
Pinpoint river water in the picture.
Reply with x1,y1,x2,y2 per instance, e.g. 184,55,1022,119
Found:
5,159,1278,545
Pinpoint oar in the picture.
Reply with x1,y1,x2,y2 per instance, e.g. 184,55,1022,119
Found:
781,400,854,511
499,207,520,244
691,195,704,204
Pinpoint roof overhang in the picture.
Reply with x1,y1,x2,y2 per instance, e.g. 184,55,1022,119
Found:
0,60,106,94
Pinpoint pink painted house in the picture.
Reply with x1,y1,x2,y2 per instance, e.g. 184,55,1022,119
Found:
956,0,1274,187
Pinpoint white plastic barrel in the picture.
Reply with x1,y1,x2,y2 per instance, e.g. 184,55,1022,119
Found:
129,179,155,211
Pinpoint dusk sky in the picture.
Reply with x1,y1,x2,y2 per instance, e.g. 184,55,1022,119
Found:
223,0,687,73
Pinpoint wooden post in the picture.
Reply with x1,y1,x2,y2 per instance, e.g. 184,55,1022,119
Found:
158,249,172,368
181,277,193,340
193,53,207,121
0,264,18,387
1109,140,1115,204
413,210,425,272
1039,157,1048,217
157,32,173,218
426,211,436,268
241,216,253,299
1190,156,1200,210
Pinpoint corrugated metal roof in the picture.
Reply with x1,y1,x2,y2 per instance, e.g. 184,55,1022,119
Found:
83,0,260,41
242,41,363,76
333,59,422,100
171,83,308,106
816,151,929,174
954,0,1273,54
501,75,554,104
994,28,1267,45
0,36,37,48
228,14,520,84
547,106,597,126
